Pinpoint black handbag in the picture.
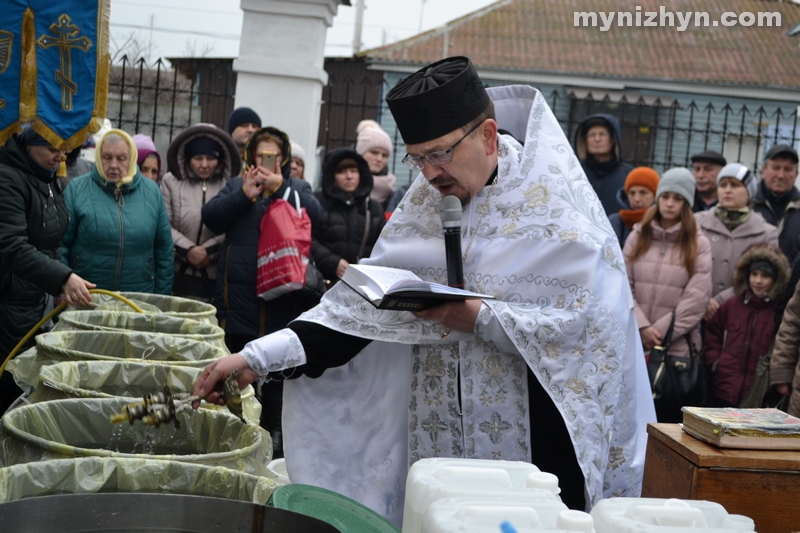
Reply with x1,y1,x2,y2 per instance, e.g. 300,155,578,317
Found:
647,312,708,423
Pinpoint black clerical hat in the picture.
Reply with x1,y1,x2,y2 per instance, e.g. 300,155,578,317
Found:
385,56,490,145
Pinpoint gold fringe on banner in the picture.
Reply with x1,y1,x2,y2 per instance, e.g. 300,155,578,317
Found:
18,7,36,125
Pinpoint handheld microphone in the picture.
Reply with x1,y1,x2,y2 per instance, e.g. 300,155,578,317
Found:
439,195,464,289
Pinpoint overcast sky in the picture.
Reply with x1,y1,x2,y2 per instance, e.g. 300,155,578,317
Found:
109,0,498,61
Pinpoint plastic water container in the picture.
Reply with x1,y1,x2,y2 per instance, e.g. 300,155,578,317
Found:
590,498,756,533
402,458,563,533
422,497,594,533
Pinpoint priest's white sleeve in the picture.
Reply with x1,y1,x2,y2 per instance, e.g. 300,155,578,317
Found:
474,301,518,353
239,328,307,382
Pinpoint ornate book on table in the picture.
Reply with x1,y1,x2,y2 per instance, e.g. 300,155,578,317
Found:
681,407,800,450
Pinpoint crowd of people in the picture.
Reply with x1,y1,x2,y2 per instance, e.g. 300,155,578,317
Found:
574,115,800,420
2,55,800,524
0,108,400,451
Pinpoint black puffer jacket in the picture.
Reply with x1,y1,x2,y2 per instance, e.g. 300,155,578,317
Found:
311,148,385,280
573,114,633,215
0,135,73,356
202,127,323,338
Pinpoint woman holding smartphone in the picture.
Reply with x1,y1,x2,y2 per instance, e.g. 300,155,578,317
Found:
201,126,322,457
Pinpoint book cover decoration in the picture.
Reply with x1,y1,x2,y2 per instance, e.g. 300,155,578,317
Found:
681,406,800,450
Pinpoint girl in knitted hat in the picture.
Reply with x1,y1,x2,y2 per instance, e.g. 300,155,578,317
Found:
623,168,713,422
355,120,396,208
608,166,659,246
704,243,790,407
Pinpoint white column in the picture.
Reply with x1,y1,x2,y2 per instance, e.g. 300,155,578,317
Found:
234,0,348,187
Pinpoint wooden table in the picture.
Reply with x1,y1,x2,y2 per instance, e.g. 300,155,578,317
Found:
642,423,800,533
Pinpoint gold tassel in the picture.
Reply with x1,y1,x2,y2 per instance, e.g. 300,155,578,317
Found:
56,155,67,178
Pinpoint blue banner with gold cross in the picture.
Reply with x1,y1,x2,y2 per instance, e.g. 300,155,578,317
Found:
0,0,109,150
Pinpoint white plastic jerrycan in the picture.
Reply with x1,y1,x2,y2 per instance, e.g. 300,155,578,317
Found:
590,498,756,533
402,458,563,533
422,497,595,533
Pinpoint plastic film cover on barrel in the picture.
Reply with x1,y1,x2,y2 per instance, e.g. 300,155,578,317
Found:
0,457,279,504
0,397,271,475
6,330,226,390
53,310,227,351
29,360,261,424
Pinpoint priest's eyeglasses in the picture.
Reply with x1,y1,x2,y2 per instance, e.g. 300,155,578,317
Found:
401,121,482,170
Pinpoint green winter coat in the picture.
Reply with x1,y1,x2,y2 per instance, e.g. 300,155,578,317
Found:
62,164,174,295
0,135,74,358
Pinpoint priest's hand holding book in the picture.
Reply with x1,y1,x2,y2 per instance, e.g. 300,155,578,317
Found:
413,299,483,336
339,264,494,337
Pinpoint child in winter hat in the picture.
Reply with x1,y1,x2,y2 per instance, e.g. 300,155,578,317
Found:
704,243,790,407
656,167,696,207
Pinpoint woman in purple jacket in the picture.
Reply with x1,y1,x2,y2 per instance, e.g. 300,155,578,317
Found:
623,168,713,422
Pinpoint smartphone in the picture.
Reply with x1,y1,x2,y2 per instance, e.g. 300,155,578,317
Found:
260,151,278,173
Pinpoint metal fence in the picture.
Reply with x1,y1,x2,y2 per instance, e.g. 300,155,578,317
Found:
106,56,235,157
555,90,800,179
106,57,799,187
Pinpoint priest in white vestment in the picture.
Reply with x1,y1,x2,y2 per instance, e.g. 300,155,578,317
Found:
194,56,656,526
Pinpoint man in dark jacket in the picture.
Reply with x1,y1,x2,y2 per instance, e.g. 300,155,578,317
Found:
572,114,633,216
751,143,800,261
0,128,94,413
311,148,386,281
690,151,726,212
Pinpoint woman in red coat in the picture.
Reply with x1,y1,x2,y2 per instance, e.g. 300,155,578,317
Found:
704,244,790,407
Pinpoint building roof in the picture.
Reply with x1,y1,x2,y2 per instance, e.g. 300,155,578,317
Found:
363,0,800,89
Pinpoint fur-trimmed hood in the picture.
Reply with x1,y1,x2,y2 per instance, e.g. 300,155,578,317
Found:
167,123,241,181
732,243,791,300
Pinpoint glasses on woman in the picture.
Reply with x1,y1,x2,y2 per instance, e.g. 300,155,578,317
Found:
401,121,483,170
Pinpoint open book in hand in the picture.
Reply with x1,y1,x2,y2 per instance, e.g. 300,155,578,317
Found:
341,264,494,311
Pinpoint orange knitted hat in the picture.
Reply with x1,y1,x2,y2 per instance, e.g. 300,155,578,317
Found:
624,167,660,194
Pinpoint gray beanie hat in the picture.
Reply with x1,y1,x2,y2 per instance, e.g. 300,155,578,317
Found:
657,167,696,207
717,162,757,199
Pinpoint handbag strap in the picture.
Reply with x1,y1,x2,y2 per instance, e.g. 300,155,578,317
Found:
659,311,677,348
356,196,371,262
